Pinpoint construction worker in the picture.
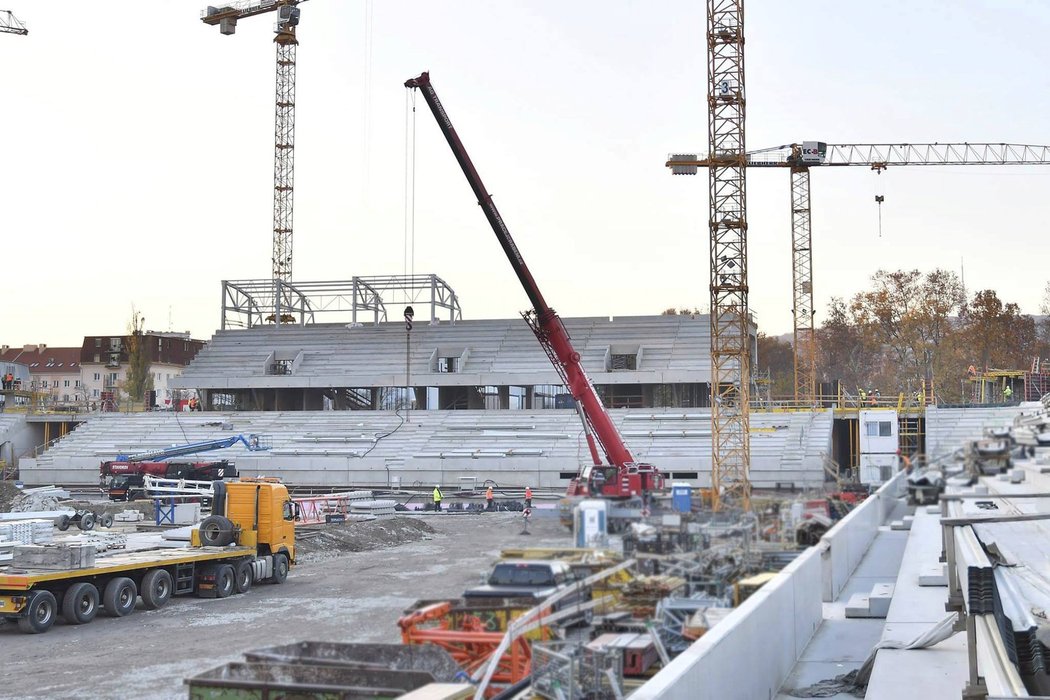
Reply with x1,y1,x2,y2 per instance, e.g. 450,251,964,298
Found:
432,484,443,512
1004,385,1014,402
858,388,867,405
485,485,494,511
524,486,532,509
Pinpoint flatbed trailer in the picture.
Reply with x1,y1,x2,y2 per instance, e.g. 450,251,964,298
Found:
0,477,296,633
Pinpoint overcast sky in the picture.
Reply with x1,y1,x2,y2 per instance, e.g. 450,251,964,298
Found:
3,1,1049,347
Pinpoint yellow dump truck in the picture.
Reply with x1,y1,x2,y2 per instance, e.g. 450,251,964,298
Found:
0,477,296,634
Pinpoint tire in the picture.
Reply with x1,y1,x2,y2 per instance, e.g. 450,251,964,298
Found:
234,561,253,594
61,582,99,625
270,553,289,584
56,515,70,531
100,513,115,529
102,577,137,617
214,565,235,598
77,513,95,531
198,515,236,547
17,590,57,634
140,569,173,610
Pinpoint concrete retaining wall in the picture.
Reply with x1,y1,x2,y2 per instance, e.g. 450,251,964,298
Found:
820,469,904,602
633,470,906,699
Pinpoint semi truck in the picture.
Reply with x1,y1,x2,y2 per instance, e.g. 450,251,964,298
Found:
0,477,295,634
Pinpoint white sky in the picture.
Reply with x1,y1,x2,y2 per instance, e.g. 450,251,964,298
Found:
3,1,1049,347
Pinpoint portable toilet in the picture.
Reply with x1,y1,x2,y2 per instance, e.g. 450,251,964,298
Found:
672,482,693,513
574,499,608,548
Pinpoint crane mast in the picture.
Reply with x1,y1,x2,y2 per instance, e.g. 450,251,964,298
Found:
405,72,662,500
202,1,303,283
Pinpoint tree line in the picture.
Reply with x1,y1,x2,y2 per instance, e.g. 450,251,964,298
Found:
756,269,1050,403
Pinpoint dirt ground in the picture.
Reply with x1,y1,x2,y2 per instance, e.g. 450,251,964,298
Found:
0,510,572,700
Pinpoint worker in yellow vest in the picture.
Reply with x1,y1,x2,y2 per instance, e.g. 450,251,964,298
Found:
432,484,443,512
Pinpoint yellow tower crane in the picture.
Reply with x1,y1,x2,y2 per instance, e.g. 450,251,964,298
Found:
667,0,752,512
202,1,306,283
668,142,1050,408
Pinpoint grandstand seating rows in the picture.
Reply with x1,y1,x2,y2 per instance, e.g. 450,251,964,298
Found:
925,405,1027,459
175,316,713,387
20,408,834,490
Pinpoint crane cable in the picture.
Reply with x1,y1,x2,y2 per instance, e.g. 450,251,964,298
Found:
404,88,418,303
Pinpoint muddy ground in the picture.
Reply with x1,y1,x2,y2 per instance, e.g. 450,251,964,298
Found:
0,511,571,700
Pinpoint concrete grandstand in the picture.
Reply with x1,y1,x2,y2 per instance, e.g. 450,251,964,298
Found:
17,408,833,490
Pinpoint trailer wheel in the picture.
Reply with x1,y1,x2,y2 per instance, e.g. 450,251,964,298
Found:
270,553,289,584
198,515,236,547
18,590,57,634
102,577,137,617
100,513,115,529
77,513,95,531
56,515,71,531
214,565,235,599
61,582,99,625
234,561,253,594
140,569,173,610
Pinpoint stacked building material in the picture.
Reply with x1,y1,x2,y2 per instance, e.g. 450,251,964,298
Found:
349,499,397,518
0,533,13,562
0,519,54,545
619,575,687,618
12,543,96,570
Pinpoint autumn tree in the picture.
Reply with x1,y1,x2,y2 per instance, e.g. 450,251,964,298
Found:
755,333,794,396
818,297,881,391
123,309,154,402
849,268,964,390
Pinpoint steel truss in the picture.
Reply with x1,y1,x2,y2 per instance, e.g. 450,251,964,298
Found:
706,0,750,510
790,168,816,405
272,32,297,281
221,274,462,329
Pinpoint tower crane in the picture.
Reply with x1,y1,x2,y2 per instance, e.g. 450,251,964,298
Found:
681,0,751,512
0,10,27,36
668,142,1050,407
202,1,305,283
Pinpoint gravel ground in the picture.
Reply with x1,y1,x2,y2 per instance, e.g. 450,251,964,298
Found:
0,510,571,700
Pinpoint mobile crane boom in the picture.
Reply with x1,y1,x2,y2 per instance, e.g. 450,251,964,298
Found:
405,72,662,500
115,434,268,462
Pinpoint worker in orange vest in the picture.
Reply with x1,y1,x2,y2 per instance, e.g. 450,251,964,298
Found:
524,486,532,509
485,486,494,511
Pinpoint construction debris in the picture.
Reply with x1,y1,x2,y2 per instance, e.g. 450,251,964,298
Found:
295,517,436,562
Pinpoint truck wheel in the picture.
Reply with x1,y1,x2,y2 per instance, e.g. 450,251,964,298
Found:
102,577,137,617
55,515,70,531
100,513,115,529
140,569,173,610
215,565,235,599
234,561,253,594
18,590,57,634
198,515,236,547
270,553,289,584
61,582,99,625
77,513,96,531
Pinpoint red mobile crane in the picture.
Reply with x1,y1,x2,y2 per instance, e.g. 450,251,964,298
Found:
405,72,664,506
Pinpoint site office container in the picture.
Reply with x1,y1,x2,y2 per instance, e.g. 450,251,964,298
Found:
0,478,296,634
